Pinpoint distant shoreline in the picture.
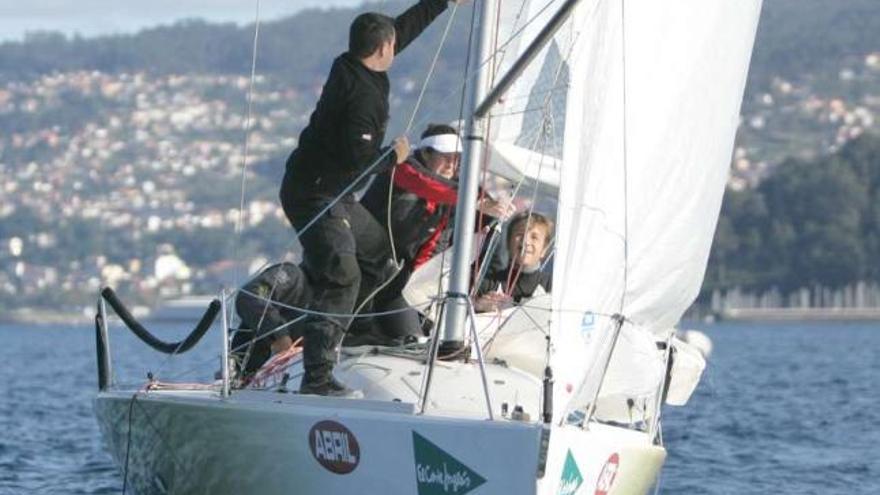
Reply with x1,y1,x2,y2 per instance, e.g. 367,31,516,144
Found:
0,308,91,325
718,307,880,322
4,306,880,326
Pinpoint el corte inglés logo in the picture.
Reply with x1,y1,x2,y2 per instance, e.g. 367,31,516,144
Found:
557,449,584,495
412,432,486,495
308,420,360,474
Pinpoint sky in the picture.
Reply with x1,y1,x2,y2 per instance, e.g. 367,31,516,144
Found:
0,0,367,42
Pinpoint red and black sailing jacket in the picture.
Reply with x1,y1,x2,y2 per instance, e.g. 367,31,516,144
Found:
361,153,457,270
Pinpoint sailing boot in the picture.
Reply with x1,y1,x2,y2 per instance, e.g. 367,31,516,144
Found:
299,364,363,398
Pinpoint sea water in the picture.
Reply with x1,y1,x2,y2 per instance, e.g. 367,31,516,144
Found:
0,321,877,494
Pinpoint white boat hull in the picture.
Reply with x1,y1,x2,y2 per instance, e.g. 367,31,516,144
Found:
94,356,664,495
95,392,544,494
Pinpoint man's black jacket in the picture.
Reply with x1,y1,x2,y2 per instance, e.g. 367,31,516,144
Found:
283,0,449,203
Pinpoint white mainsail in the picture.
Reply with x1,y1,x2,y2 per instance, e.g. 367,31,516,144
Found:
480,0,761,419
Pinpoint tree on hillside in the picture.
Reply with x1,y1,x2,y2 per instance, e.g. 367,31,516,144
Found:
705,134,879,296
705,188,772,291
836,136,880,280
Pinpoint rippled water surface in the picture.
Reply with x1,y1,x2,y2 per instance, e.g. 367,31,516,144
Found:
0,320,877,494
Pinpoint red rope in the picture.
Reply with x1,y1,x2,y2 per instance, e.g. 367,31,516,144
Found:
246,338,304,389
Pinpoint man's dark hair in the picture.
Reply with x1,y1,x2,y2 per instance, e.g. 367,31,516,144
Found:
349,13,396,59
420,123,459,140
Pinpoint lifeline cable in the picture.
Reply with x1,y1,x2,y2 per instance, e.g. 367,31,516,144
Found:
157,294,435,384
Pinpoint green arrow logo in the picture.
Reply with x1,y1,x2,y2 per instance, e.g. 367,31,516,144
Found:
412,432,487,495
557,450,583,495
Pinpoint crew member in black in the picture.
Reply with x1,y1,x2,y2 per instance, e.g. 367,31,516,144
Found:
359,124,460,341
232,262,312,378
279,0,461,396
358,124,513,341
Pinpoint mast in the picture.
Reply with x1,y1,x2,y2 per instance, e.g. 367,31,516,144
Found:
442,0,585,348
440,0,497,348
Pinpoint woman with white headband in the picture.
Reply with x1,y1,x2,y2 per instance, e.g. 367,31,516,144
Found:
354,123,512,342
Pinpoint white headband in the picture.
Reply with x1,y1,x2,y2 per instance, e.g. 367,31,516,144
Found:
419,133,462,154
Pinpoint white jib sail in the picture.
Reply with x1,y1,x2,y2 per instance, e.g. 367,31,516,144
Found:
485,0,570,188
542,0,762,419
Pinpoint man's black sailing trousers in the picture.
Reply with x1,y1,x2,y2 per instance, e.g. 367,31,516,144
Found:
281,189,391,372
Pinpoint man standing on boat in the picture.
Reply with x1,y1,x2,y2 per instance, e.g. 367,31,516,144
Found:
280,0,465,396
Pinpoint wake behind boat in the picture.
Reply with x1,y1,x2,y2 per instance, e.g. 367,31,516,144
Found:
93,0,761,493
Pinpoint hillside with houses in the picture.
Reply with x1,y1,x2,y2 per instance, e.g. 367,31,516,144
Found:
0,1,879,318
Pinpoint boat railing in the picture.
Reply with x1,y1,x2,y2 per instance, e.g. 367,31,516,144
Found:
94,286,222,391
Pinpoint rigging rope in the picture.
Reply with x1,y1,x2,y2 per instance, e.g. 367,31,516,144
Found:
120,386,191,494
186,0,581,385
388,1,461,266
469,0,506,303
232,0,263,290
145,0,265,382
255,0,562,272
481,14,582,301
495,0,599,312
239,288,435,319
157,293,436,384
502,36,573,299
619,0,630,314
241,3,465,367
426,0,481,326
471,0,580,298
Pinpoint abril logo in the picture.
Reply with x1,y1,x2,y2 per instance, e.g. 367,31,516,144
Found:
308,420,361,474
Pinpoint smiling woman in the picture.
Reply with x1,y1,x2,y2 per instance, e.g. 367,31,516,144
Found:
0,0,363,42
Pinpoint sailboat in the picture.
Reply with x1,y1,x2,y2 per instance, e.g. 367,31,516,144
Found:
93,0,761,493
